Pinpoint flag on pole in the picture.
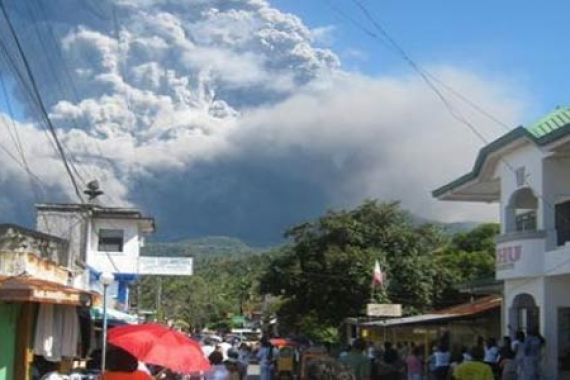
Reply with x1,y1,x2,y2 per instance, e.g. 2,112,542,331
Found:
372,260,384,287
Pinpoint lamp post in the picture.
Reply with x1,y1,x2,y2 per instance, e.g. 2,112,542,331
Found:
100,271,114,373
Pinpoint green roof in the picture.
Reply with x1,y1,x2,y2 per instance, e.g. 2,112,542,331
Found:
433,107,570,198
526,106,570,138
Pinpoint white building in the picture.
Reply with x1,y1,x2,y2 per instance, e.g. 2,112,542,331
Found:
35,203,155,308
434,107,570,378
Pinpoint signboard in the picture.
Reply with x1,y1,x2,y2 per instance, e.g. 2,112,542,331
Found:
496,245,521,271
366,303,402,317
138,256,193,276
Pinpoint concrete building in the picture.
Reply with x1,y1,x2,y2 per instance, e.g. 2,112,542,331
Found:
0,224,95,380
434,107,570,378
35,203,155,309
35,202,194,311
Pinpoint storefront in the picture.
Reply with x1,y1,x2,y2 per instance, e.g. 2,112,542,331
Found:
358,296,501,360
0,275,94,380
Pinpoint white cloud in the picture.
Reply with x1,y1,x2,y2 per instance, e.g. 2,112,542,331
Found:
311,25,335,46
0,0,531,238
233,69,526,222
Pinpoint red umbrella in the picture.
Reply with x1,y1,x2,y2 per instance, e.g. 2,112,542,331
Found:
108,323,211,373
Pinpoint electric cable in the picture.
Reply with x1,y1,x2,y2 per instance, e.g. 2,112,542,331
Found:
329,0,570,298
0,0,84,202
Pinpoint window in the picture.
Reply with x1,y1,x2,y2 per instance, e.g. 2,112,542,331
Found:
516,210,537,232
506,188,538,233
98,229,124,252
556,200,570,246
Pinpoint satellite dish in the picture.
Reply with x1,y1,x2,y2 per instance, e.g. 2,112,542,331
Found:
84,180,104,201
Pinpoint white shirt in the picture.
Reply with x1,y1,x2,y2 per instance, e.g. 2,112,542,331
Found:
219,342,233,360
203,344,216,359
40,373,68,380
434,351,450,367
512,339,524,360
484,346,500,363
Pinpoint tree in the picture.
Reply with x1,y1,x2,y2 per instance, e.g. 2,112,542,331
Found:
432,223,498,307
137,253,270,330
260,200,444,335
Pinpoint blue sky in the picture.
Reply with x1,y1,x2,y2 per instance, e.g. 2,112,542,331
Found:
1,0,567,243
273,0,570,122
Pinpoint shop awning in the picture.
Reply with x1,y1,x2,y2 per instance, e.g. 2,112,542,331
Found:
361,296,501,327
91,307,138,324
0,275,92,306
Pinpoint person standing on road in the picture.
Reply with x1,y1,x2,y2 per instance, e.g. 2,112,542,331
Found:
340,338,370,380
511,330,525,378
405,346,422,380
206,351,230,380
257,337,275,380
499,336,516,380
453,347,493,380
483,337,500,373
431,341,451,380
521,328,544,380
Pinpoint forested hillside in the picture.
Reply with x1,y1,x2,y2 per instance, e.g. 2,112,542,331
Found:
141,236,263,260
136,202,497,340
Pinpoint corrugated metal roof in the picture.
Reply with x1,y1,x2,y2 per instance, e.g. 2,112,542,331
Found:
433,295,501,316
433,107,570,200
526,106,570,138
361,296,501,327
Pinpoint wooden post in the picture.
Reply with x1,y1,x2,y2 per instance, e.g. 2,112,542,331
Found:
14,303,35,380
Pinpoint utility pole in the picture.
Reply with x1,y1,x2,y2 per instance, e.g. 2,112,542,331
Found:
156,276,162,321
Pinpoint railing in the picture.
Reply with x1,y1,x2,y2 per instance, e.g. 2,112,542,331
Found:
496,230,546,244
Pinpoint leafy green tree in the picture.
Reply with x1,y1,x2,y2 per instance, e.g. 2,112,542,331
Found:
260,200,444,335
137,253,271,330
432,223,498,307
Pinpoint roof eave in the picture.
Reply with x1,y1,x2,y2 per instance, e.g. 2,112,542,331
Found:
432,127,530,200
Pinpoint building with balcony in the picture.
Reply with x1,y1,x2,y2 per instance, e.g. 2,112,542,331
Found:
433,106,570,378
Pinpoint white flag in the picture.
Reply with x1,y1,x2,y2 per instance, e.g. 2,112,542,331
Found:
372,260,384,287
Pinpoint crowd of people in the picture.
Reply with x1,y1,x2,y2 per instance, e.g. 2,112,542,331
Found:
36,329,546,380
337,328,545,380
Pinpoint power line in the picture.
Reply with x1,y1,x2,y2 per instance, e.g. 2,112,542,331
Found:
16,0,89,187
325,0,511,135
0,0,83,202
336,0,570,297
31,0,125,206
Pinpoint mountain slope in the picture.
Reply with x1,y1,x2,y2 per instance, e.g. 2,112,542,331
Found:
141,236,263,260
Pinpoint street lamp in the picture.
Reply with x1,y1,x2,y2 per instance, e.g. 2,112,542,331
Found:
100,271,114,373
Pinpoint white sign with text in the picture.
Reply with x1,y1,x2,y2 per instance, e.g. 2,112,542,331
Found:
138,256,193,276
366,303,402,317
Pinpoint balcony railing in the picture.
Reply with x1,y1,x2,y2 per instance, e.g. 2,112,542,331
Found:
496,230,546,244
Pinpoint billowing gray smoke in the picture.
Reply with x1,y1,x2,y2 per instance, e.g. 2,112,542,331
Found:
0,0,526,244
